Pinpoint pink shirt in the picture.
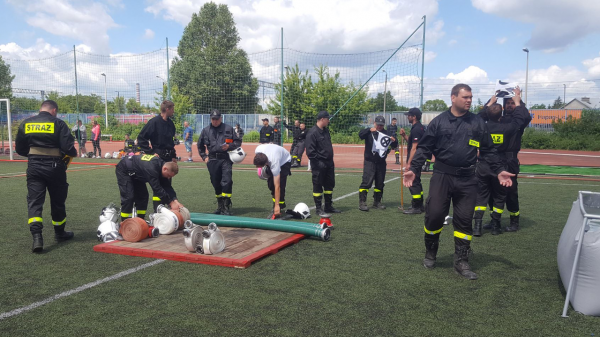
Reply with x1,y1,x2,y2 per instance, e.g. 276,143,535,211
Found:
92,125,101,141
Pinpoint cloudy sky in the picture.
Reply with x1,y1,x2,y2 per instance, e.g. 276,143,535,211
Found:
1,0,600,107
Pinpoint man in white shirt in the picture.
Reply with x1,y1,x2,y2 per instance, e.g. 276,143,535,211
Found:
254,144,292,218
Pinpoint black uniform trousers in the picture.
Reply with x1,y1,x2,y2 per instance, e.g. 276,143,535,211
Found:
409,172,423,200
474,161,507,220
425,172,477,247
290,140,297,157
505,158,520,216
116,164,149,220
207,157,234,198
268,162,292,205
311,159,335,196
26,157,69,234
359,160,386,193
292,141,305,164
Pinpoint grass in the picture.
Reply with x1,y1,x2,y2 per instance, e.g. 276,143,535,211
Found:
0,160,599,336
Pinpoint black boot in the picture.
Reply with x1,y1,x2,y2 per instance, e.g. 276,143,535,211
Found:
32,233,44,253
423,233,439,269
358,191,369,211
372,192,386,209
324,194,341,213
491,218,502,235
54,224,74,242
213,197,224,215
314,196,327,217
291,161,299,168
395,153,400,165
403,199,423,214
222,197,233,216
454,243,477,280
473,219,483,237
482,218,493,231
505,215,520,232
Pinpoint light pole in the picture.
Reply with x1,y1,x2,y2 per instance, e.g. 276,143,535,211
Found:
563,84,566,106
156,75,166,100
100,73,108,130
523,48,529,107
382,70,388,122
115,91,120,114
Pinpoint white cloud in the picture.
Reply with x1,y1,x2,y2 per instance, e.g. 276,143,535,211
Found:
144,29,155,39
448,39,457,46
145,0,445,53
424,51,437,63
471,0,600,52
0,38,63,60
583,52,600,77
6,0,119,54
497,37,507,45
445,66,489,84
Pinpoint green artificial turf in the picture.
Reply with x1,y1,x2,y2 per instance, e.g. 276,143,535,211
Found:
0,161,599,336
520,164,600,176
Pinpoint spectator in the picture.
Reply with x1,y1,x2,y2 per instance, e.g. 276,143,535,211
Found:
91,121,101,158
183,121,194,162
71,119,87,157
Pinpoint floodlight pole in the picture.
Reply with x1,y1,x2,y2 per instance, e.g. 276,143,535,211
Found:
101,73,108,130
420,15,426,110
0,99,13,160
523,48,529,107
382,70,387,122
166,38,171,100
280,27,284,146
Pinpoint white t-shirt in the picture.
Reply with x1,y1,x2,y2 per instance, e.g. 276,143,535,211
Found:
255,144,291,177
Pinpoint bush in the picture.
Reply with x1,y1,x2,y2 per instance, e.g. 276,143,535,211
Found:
521,128,600,151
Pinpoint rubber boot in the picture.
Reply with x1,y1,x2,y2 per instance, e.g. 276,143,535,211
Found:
32,233,44,253
505,215,520,232
222,197,233,216
395,153,400,165
423,233,439,269
213,197,223,214
54,224,74,242
473,219,483,237
324,194,341,213
491,218,502,235
291,160,299,168
483,219,493,231
403,199,423,214
454,242,477,280
358,191,369,211
314,196,327,217
372,192,386,209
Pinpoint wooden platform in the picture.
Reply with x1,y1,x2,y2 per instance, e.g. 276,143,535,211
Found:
94,227,305,268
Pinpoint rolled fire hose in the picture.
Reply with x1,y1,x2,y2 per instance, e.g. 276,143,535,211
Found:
120,218,150,242
157,205,180,230
178,207,191,223
151,212,178,235
189,213,330,241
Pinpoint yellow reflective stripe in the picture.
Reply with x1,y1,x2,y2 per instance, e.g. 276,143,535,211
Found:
394,151,399,154
510,211,520,216
454,231,472,241
152,196,161,201
426,159,431,162
279,201,285,204
374,189,382,193
424,226,443,235
412,194,422,199
313,193,322,197
28,217,43,224
469,139,480,147
292,156,298,159
137,210,146,215
474,206,487,211
222,193,232,198
323,191,333,195
52,218,66,226
215,195,221,198
358,189,369,192
492,207,504,214
25,123,54,134
121,212,132,218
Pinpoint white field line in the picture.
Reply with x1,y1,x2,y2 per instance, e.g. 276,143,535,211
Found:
519,151,600,158
0,260,165,321
309,176,400,210
0,165,109,177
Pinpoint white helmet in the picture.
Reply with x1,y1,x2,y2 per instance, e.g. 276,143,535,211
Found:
99,203,119,223
97,220,120,242
104,152,112,159
293,203,311,219
228,147,246,164
81,154,86,158
112,151,120,159
257,165,270,180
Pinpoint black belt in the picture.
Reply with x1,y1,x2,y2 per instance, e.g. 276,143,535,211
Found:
434,161,476,177
209,152,230,160
500,151,517,159
155,148,174,156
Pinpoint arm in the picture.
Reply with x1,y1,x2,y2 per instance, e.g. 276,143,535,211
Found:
15,123,29,157
273,174,281,216
399,128,408,142
197,129,207,161
230,125,242,150
305,131,316,159
407,142,418,167
358,127,371,140
58,122,77,157
137,122,153,154
409,121,437,174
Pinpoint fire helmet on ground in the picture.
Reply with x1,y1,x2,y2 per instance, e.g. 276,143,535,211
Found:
97,220,120,243
293,203,311,219
228,147,246,164
104,152,112,159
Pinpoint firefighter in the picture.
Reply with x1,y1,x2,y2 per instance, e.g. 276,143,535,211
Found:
123,133,135,152
291,123,307,167
473,89,529,236
116,154,183,221
358,116,398,211
137,100,178,212
285,119,300,156
400,108,426,214
197,109,242,215
305,111,341,216
15,100,77,253
254,144,292,218
403,84,514,280
259,118,274,144
273,116,282,146
387,118,400,164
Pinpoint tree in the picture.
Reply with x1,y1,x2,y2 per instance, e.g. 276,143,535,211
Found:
0,56,15,99
126,97,142,113
551,96,564,109
267,63,314,122
423,99,448,111
171,2,258,114
530,103,547,109
369,91,399,112
470,98,484,112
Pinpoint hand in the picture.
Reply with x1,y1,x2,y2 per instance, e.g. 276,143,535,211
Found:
390,136,396,142
497,171,516,187
403,170,415,187
404,165,410,172
399,128,406,136
488,94,498,105
170,200,183,210
512,86,521,106
221,144,229,151
370,127,377,132
273,204,281,217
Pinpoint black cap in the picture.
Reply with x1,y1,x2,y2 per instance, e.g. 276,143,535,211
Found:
317,111,330,119
262,118,269,122
375,116,385,125
210,109,221,119
405,108,422,117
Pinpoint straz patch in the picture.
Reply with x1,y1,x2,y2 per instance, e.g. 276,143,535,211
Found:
468,139,480,147
141,154,154,161
25,123,54,134
491,134,504,144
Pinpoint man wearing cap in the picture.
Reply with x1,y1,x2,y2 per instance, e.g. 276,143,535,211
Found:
197,109,242,215
305,111,341,216
291,122,307,167
387,118,400,165
357,116,398,211
400,108,427,214
259,118,274,144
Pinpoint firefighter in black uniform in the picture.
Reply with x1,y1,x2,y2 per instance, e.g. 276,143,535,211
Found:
387,118,400,164
358,116,398,211
15,100,77,252
306,111,341,216
273,116,282,146
473,89,529,236
285,119,300,155
259,118,274,144
123,133,135,152
116,154,183,221
291,122,306,167
400,108,426,214
403,84,514,280
198,109,242,215
137,100,178,213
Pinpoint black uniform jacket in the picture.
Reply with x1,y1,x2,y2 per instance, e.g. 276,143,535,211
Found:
16,111,77,158
120,154,177,203
410,110,503,175
259,125,274,143
387,124,398,138
305,125,334,162
479,101,531,154
295,128,307,142
137,115,177,160
358,128,398,162
197,122,242,160
481,105,531,163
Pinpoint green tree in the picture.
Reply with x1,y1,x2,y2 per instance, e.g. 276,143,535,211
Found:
551,96,564,109
171,2,259,114
0,56,15,99
170,85,193,134
11,96,41,112
470,98,484,112
423,99,448,111
267,64,314,122
126,97,142,113
530,103,547,109
369,91,399,112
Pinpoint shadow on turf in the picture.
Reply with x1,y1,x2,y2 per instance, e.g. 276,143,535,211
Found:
432,251,521,271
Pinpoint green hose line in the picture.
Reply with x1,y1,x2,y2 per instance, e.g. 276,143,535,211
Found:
189,213,330,241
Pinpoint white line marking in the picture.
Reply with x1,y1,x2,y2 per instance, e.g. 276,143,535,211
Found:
308,176,400,209
0,259,165,321
519,151,600,159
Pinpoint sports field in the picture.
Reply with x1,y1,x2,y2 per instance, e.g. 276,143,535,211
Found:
0,159,599,336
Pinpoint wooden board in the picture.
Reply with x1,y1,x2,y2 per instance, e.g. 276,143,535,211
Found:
94,227,305,268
